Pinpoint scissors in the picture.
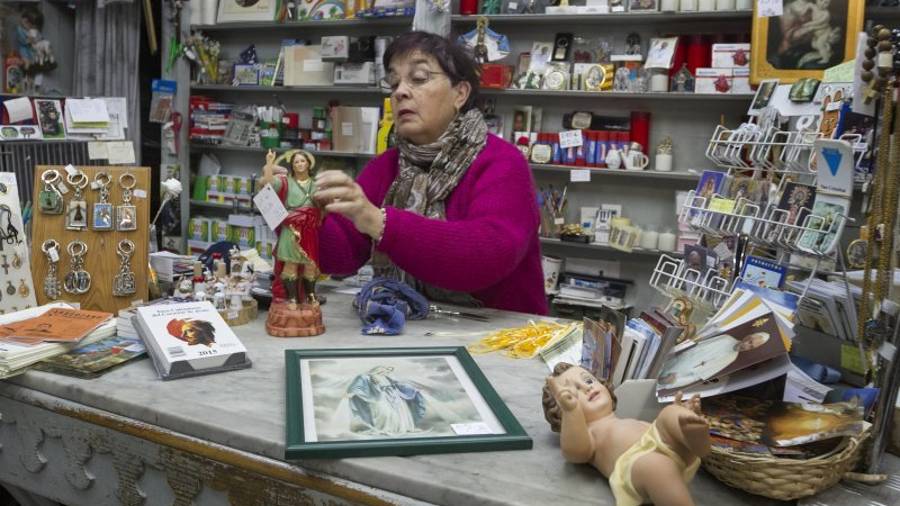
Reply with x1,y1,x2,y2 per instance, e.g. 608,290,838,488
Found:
429,304,489,322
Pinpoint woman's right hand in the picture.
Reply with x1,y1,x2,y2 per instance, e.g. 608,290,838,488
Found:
265,149,276,166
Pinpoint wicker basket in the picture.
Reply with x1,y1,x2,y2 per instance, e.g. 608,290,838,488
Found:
702,430,870,501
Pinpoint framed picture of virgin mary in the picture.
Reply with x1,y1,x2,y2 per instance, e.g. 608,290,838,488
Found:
285,347,532,459
750,0,864,84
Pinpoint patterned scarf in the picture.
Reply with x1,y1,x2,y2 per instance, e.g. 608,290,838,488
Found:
373,107,488,306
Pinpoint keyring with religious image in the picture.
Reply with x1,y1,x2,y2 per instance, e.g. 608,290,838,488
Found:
65,171,89,231
116,172,138,231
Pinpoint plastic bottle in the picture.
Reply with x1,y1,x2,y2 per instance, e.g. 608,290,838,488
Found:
376,97,394,155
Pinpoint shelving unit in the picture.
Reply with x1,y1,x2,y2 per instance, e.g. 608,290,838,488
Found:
539,237,678,257
175,5,900,309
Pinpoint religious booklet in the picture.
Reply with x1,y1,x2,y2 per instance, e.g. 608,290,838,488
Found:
0,308,113,345
133,301,251,380
32,335,147,379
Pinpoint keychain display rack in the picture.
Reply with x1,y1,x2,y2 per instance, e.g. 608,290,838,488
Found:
649,114,866,314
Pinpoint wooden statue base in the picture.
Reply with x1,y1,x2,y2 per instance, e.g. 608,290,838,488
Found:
265,300,325,337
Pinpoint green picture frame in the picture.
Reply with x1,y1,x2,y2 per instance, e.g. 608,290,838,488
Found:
285,346,532,459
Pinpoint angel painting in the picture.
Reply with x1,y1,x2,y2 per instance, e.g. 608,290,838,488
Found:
306,357,488,442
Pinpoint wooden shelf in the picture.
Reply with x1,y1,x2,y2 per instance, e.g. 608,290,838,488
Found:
191,84,752,101
451,11,752,25
482,88,753,101
531,163,700,182
539,237,675,257
190,199,253,211
191,16,413,32
191,84,382,94
189,143,376,160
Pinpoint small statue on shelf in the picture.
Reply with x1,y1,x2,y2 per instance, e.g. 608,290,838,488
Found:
671,64,695,93
258,149,326,337
543,363,710,506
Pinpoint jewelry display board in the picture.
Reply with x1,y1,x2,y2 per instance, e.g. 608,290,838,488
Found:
30,165,150,312
0,173,38,313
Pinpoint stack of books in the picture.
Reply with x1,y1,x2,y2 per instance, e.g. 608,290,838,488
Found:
0,303,116,379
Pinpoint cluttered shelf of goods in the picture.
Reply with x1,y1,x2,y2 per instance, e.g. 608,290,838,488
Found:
3,0,900,503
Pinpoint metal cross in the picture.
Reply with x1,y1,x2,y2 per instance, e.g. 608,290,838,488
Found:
2,255,11,275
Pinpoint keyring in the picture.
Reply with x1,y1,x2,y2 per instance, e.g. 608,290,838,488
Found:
41,239,58,254
41,170,60,185
117,239,135,256
67,240,87,257
66,172,88,189
94,172,111,187
119,172,136,190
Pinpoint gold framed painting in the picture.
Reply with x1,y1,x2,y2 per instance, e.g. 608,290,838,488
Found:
750,0,865,84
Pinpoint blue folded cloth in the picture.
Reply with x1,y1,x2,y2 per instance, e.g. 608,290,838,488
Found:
791,355,842,384
353,278,429,335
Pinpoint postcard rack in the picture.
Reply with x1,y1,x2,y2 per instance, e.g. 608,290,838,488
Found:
649,254,734,311
705,123,869,179
677,190,853,260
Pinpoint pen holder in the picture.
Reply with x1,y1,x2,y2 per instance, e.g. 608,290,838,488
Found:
540,209,564,238
260,121,282,149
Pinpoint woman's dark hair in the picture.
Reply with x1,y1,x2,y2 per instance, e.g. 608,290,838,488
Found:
382,31,480,113
21,7,43,29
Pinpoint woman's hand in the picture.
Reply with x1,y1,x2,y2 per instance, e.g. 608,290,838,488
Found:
314,170,384,239
261,149,276,186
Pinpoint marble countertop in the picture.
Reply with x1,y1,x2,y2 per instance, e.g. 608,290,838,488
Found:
2,287,787,505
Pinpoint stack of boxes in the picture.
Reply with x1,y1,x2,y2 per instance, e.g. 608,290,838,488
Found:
199,174,254,206
695,43,751,95
187,214,276,261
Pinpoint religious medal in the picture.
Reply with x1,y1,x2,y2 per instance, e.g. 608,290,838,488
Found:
65,171,89,230
91,172,114,231
38,170,64,214
11,252,21,270
113,239,136,297
6,281,15,296
41,239,61,300
63,240,91,295
116,172,137,231
18,279,29,298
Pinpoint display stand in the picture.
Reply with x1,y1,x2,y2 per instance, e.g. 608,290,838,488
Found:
30,165,150,312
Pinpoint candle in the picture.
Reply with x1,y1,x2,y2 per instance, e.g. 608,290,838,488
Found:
658,231,677,252
641,230,660,250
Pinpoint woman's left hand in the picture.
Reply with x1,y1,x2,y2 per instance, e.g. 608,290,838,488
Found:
314,170,384,239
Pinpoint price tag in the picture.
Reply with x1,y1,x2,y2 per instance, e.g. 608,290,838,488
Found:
554,217,565,225
134,189,148,199
64,164,78,177
611,5,625,11
56,182,69,194
712,241,733,260
227,309,239,320
879,342,897,361
757,0,782,17
558,129,584,149
341,122,353,136
570,169,591,182
48,247,59,263
508,1,518,9
451,422,493,435
90,181,101,190
253,183,289,230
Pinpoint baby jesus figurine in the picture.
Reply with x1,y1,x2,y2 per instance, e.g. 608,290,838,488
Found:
542,363,711,506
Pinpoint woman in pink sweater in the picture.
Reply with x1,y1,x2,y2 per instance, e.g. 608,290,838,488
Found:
314,32,547,315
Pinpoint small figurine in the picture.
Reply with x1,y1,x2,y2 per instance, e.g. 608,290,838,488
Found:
258,149,326,337
613,67,631,92
16,7,56,92
672,63,694,93
657,136,673,155
543,363,710,506
174,275,193,299
625,33,642,56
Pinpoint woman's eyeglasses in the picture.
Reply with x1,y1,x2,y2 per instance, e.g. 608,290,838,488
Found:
379,70,446,94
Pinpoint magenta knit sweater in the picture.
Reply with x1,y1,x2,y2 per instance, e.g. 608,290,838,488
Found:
319,134,549,315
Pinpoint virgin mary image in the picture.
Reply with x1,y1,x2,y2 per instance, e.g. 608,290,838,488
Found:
347,366,426,436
